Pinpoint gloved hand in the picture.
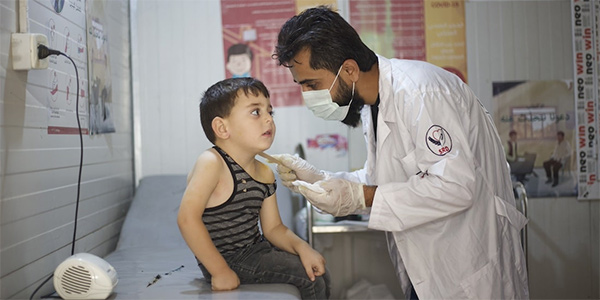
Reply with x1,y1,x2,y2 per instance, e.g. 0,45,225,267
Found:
293,178,366,217
269,154,329,184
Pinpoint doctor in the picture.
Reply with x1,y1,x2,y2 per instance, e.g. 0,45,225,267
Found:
271,6,529,299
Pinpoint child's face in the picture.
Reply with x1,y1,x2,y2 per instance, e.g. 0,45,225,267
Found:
226,54,252,76
226,91,275,152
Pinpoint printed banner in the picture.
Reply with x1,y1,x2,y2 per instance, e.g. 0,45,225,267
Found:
572,0,600,200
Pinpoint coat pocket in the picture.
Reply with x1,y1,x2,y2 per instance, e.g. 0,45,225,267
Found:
398,150,421,176
494,195,528,231
460,257,502,299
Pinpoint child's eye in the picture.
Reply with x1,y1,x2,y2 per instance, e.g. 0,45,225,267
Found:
269,110,274,116
251,109,259,116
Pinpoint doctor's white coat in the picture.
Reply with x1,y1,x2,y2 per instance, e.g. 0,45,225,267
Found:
345,56,529,299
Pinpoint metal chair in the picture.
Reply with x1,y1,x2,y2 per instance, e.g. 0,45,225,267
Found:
513,181,529,271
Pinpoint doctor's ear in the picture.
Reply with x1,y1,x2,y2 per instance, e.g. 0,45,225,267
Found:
342,59,360,82
212,117,230,139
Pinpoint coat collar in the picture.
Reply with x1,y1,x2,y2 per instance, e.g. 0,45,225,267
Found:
377,55,400,122
375,55,394,142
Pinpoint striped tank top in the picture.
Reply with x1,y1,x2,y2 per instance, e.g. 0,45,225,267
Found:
202,146,276,256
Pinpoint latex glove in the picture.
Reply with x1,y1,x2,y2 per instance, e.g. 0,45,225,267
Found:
269,154,329,184
293,178,366,217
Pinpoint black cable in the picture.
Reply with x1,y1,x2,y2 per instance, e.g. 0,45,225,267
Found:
28,274,52,300
29,45,83,300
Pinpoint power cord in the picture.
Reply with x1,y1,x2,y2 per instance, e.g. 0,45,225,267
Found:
29,44,83,300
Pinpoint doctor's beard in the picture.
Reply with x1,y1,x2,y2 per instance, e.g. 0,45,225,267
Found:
336,77,365,128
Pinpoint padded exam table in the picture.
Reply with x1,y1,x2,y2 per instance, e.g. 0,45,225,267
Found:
104,175,301,299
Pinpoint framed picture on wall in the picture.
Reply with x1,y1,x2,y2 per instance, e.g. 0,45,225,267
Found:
493,80,577,198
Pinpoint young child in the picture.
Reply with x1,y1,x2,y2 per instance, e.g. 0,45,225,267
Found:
177,77,330,299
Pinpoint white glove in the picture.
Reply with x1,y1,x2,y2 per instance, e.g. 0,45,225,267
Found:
269,154,329,184
293,178,366,217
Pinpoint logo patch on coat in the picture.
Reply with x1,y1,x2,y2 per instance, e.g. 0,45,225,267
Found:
426,125,452,156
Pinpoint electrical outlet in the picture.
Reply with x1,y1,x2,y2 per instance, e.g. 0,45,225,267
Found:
11,33,49,70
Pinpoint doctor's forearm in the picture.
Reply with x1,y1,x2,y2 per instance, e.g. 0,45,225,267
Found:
363,185,377,207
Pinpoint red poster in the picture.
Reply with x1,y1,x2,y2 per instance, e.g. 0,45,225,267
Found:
221,0,302,107
349,0,426,61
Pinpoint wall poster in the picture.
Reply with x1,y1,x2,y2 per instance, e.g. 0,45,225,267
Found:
28,0,89,134
494,80,577,198
220,0,334,107
86,0,115,134
348,0,467,82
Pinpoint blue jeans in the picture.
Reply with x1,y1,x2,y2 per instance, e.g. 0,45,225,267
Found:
199,239,331,299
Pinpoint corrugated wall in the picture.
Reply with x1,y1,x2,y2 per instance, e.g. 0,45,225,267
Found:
0,1,134,299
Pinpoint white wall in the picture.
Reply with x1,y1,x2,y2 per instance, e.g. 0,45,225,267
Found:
131,0,224,181
132,0,599,298
0,1,134,299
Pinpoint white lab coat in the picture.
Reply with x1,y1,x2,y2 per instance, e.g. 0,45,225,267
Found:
343,56,529,299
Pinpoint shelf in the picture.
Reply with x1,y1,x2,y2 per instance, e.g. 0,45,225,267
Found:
311,220,371,233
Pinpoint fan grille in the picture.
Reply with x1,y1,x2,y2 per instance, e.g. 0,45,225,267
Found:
60,265,92,294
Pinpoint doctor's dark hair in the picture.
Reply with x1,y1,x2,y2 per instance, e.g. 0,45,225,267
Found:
273,5,377,74
200,77,270,144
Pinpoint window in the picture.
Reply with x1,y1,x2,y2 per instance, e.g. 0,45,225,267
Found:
511,107,558,140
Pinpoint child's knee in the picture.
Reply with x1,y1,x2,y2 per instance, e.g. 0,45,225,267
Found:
309,273,330,299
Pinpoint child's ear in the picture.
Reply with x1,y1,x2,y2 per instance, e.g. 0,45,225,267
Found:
212,117,230,139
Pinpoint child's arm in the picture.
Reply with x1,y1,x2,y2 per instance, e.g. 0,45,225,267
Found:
259,164,326,282
178,151,240,291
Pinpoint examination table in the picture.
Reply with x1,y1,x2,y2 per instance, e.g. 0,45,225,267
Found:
103,175,301,299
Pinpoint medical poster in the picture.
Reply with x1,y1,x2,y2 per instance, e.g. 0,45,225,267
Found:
571,0,600,200
221,0,296,107
348,0,467,82
27,0,89,134
493,80,577,198
86,0,115,134
423,0,467,82
305,133,349,172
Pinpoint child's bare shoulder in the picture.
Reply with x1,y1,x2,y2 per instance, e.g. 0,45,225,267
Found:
254,159,275,184
187,149,223,183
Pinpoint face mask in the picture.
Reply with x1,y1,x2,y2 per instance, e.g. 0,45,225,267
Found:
302,66,354,121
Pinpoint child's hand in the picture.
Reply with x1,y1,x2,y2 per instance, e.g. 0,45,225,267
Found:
211,268,240,291
297,246,327,281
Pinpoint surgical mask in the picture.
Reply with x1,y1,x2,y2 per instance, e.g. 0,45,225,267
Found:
302,66,354,121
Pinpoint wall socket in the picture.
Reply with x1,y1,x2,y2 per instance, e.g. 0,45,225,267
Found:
11,33,49,70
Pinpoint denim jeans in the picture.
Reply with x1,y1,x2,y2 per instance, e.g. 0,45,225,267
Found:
199,239,331,300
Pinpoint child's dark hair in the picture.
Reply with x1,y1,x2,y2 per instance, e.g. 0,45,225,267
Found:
200,77,270,144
